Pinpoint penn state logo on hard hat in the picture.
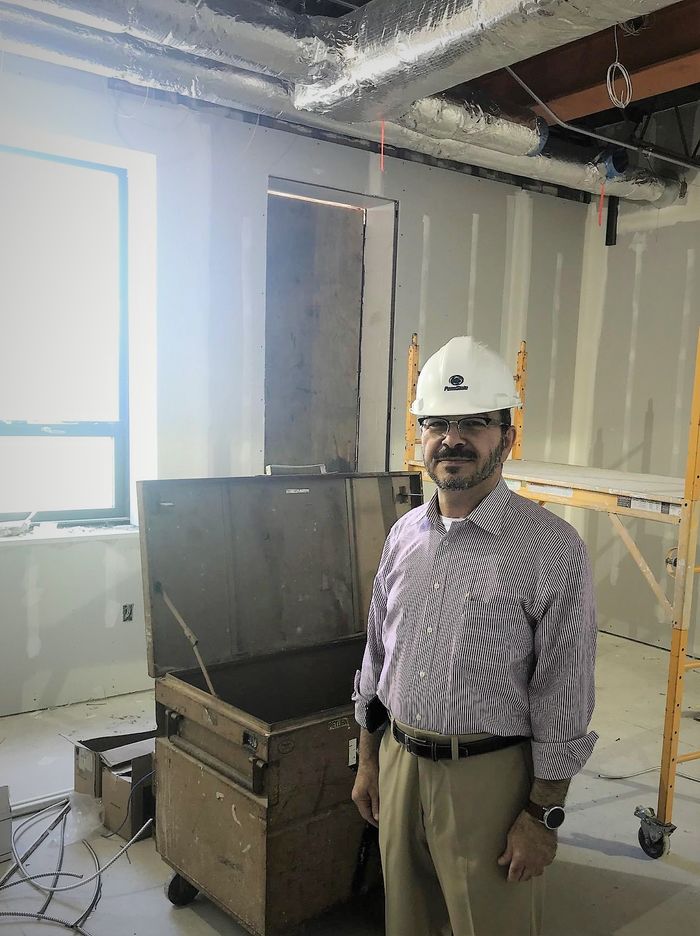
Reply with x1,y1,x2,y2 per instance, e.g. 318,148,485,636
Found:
445,374,468,391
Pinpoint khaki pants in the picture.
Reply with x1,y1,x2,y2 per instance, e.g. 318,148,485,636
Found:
378,721,544,936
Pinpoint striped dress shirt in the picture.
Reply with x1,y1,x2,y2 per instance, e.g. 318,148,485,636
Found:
353,478,598,780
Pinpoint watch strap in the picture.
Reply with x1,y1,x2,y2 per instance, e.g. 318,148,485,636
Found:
525,801,547,823
525,801,565,828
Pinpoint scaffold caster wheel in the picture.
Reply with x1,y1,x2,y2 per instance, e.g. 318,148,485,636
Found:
167,873,199,906
638,826,670,859
635,806,675,859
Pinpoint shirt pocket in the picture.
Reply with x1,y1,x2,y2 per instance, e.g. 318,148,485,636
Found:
461,580,533,668
465,555,500,603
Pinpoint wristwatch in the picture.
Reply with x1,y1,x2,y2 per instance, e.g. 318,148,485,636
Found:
525,801,566,830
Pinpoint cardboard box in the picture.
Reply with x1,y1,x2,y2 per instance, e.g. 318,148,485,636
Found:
70,730,156,798
0,786,11,863
102,746,154,841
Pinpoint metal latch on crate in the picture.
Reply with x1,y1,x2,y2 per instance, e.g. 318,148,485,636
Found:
249,757,267,795
243,731,259,752
348,737,359,771
166,710,183,736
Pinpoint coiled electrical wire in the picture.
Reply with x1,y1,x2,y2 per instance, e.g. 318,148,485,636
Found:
607,24,633,109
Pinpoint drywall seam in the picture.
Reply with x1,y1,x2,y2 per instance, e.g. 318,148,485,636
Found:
568,204,609,467
500,190,533,368
610,234,646,588
543,252,563,463
566,203,609,533
466,213,479,336
671,248,697,472
418,214,431,347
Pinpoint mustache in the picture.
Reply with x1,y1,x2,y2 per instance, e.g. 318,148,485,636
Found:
434,445,477,461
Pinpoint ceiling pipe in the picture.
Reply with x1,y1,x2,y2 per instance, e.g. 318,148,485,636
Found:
0,4,680,205
507,64,700,173
294,0,687,121
394,96,548,158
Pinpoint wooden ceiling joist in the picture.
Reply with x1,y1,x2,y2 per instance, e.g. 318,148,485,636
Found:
538,50,700,122
462,0,700,122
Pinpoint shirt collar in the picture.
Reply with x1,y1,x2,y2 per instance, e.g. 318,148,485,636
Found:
425,477,511,536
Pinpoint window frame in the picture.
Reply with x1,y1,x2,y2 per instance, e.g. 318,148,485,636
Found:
0,145,130,524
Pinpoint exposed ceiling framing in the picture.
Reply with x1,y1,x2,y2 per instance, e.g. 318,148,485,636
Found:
457,0,700,125
2,0,698,203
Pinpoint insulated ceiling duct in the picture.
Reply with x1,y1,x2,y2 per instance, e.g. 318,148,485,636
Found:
8,0,333,79
0,0,549,158
294,0,687,121
13,1,687,122
0,3,680,205
394,96,548,158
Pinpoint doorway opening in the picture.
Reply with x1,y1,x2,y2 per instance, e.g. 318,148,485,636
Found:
264,179,397,473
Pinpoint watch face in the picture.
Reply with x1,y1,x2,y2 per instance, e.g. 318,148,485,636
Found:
544,806,566,829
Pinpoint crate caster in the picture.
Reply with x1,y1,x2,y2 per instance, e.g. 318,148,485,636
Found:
166,873,199,906
634,806,675,859
351,823,379,897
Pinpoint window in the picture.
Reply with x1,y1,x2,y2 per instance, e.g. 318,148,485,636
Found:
0,145,129,522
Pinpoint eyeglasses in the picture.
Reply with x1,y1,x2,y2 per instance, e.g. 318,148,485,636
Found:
419,416,506,437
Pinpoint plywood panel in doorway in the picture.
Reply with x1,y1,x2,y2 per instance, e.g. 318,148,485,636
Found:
265,195,364,472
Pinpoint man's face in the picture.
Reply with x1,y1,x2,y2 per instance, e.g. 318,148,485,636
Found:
421,413,515,491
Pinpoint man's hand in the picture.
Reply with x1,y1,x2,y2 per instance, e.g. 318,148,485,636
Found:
497,810,557,882
351,727,382,827
352,763,380,827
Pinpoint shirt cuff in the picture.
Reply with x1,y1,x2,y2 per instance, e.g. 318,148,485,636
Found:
352,669,370,729
531,731,599,780
354,701,370,729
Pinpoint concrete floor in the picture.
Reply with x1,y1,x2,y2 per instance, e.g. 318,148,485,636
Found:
1,632,700,935
1,690,156,806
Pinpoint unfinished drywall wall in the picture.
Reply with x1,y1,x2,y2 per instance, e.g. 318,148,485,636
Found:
0,51,592,713
0,532,148,716
517,197,586,464
565,104,700,656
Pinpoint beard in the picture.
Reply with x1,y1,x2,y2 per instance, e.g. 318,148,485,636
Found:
426,435,507,491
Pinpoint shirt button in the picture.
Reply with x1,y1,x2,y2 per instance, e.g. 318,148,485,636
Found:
466,591,472,600
415,714,422,722
433,582,441,590
419,671,426,679
426,627,433,634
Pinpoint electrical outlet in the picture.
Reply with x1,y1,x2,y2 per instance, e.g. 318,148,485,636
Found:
122,603,134,623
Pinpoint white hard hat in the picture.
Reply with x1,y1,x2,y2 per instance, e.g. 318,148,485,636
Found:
411,336,521,417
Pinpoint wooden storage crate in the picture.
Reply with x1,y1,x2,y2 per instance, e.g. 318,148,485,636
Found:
138,473,421,934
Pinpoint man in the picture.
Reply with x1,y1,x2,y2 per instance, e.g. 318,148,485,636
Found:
352,336,597,936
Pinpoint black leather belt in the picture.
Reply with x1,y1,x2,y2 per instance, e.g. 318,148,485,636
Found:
392,722,526,761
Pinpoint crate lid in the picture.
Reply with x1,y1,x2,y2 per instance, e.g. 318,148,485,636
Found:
138,473,421,678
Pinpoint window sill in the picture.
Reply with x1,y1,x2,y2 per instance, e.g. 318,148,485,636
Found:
0,523,139,547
